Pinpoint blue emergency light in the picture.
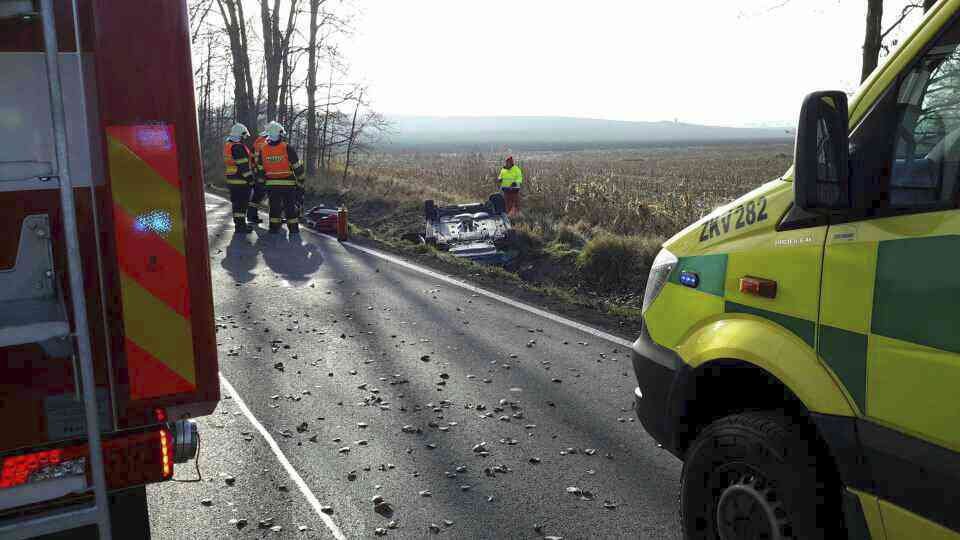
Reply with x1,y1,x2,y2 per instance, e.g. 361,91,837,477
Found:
679,271,700,288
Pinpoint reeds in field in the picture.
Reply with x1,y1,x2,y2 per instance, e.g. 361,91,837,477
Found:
348,144,793,242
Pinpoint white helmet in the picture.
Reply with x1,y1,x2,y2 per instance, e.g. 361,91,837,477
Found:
265,121,286,143
228,122,249,141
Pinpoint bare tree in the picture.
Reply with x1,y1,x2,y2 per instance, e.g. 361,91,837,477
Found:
305,0,325,175
193,0,385,185
189,0,215,43
199,35,214,141
216,0,257,130
320,69,334,172
260,0,301,122
862,0,884,82
342,89,362,182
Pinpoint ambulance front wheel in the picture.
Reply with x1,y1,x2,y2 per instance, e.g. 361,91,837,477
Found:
680,412,844,540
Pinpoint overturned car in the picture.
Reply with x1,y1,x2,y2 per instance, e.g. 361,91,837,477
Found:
421,193,513,263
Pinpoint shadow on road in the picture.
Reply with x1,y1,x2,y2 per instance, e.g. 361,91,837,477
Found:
220,230,261,284
256,230,324,285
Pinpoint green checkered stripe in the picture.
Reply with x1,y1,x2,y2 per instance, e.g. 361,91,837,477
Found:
670,236,960,414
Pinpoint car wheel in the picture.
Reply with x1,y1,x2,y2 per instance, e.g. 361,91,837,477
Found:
488,193,506,215
680,412,842,540
424,200,437,221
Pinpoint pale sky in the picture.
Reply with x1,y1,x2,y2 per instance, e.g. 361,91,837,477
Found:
345,0,925,127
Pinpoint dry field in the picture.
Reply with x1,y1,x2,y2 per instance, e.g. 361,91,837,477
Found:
349,142,793,241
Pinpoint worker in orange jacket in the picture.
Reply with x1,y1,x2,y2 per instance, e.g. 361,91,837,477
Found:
223,123,255,232
247,130,269,225
257,121,305,234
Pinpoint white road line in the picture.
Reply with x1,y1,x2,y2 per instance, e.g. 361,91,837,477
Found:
205,191,635,349
219,374,346,540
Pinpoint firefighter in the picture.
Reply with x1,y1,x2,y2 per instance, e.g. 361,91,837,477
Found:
497,155,523,215
223,122,255,232
247,130,269,225
257,121,305,234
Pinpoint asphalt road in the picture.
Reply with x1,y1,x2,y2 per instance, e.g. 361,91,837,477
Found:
147,194,682,539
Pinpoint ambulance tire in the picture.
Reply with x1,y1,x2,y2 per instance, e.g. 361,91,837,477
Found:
680,412,842,540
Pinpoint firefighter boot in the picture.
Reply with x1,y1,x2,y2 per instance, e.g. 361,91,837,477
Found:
234,216,250,232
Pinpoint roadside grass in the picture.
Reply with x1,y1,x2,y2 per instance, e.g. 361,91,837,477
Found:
577,234,662,291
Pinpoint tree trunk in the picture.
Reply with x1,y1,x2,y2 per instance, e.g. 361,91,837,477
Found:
260,0,279,121
320,70,333,175
305,0,321,176
861,0,883,83
200,37,213,142
278,53,290,125
260,0,299,124
216,0,256,130
342,91,362,183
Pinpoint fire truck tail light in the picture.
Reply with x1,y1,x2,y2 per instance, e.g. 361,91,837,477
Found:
0,448,86,489
0,427,174,494
159,427,173,479
101,429,173,488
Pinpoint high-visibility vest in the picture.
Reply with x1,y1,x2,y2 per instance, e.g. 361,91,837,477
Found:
260,142,297,185
499,165,523,188
223,141,252,184
253,136,267,169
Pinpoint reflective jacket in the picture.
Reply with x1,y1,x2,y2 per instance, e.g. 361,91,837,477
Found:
498,165,523,188
252,136,268,175
259,141,305,187
224,141,254,185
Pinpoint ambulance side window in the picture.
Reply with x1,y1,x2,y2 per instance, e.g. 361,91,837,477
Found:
888,29,960,209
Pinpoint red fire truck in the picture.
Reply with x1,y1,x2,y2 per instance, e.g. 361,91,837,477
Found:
0,1,219,537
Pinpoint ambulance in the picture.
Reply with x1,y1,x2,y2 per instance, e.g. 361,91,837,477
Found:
633,1,960,538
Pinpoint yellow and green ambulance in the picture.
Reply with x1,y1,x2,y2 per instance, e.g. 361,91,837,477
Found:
632,2,960,539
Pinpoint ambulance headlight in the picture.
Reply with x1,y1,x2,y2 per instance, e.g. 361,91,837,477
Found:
642,248,677,314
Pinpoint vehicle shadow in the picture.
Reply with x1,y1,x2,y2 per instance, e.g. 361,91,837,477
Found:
220,229,261,284
256,229,324,285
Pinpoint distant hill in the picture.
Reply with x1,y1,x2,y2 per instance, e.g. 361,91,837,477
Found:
378,115,795,151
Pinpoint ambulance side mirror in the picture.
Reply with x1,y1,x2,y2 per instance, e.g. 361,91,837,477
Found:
794,91,851,213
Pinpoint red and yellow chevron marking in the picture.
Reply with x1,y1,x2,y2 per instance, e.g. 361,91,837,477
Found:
106,125,196,400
